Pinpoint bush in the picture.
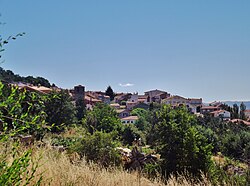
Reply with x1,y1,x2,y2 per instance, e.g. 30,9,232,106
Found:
121,124,145,146
0,146,43,186
153,105,213,179
83,103,123,134
72,131,121,167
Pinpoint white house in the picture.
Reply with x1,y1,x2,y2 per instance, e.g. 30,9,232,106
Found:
210,110,231,120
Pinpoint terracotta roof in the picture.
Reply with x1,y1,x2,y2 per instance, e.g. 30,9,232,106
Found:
163,95,187,101
116,109,127,113
201,106,218,110
110,103,120,107
144,89,167,94
121,116,139,120
85,95,101,102
138,98,147,103
126,101,136,104
210,110,229,114
138,95,148,99
20,85,52,94
244,110,250,113
230,119,250,126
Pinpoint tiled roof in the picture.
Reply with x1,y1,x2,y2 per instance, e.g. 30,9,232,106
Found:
110,103,120,107
201,106,218,110
210,110,229,114
20,85,52,94
121,116,139,120
144,89,167,93
230,119,250,126
85,95,101,102
116,109,127,113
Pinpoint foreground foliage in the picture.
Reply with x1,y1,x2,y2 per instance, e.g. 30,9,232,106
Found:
152,105,213,179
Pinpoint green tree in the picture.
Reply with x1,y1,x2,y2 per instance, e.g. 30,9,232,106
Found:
153,105,212,179
131,108,150,131
240,102,246,120
105,86,115,101
0,22,43,185
0,83,48,139
121,124,144,145
83,103,122,134
72,131,121,167
232,103,239,119
0,67,52,87
44,90,76,132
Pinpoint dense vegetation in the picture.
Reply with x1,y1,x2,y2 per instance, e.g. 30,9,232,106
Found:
0,67,52,87
0,32,249,186
0,80,249,185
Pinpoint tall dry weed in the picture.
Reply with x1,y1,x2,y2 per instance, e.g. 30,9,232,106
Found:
30,147,212,186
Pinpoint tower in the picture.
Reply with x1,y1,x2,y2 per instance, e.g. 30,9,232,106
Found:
74,85,85,101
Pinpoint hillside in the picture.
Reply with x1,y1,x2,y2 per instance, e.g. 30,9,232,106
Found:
0,67,52,87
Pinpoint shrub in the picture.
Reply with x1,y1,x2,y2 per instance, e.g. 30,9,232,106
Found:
153,105,213,179
0,146,43,186
72,131,121,167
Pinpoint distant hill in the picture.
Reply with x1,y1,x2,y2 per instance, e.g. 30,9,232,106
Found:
223,101,250,110
0,67,52,87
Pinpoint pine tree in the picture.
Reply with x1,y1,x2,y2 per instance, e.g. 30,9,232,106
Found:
105,86,115,101
240,102,246,120
232,104,239,119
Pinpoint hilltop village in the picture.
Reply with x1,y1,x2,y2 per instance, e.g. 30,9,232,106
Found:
1,72,249,185
13,83,250,126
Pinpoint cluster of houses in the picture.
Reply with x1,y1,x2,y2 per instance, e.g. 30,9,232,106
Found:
13,83,250,126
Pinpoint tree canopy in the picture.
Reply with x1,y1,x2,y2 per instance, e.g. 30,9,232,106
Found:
153,105,213,178
83,103,122,134
0,67,52,87
105,86,115,101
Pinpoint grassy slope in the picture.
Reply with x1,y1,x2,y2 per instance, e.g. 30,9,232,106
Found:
29,147,210,186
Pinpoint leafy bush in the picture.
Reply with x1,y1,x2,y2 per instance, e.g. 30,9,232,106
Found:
0,147,43,186
44,90,76,132
83,103,123,134
0,81,45,185
72,131,121,167
51,135,79,148
121,124,145,146
0,82,48,140
153,105,213,179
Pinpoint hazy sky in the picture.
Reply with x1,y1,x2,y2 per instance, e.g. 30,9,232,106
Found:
0,0,250,102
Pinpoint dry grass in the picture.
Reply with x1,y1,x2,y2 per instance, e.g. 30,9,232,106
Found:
1,143,211,186
32,147,164,186
29,147,211,186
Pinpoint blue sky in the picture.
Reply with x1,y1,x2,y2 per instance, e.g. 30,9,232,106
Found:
0,0,250,102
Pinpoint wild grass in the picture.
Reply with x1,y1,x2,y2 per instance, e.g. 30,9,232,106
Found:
3,142,248,186
27,146,212,186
